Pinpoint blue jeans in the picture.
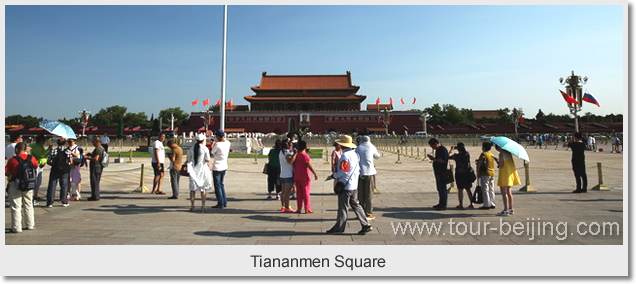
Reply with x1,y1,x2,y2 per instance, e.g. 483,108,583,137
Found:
213,170,227,207
434,172,447,208
47,171,69,206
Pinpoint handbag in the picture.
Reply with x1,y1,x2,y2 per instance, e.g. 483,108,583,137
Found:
179,163,189,176
262,163,269,175
472,185,483,204
441,168,454,184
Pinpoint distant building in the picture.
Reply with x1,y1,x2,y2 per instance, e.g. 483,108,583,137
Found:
189,71,422,134
244,71,366,112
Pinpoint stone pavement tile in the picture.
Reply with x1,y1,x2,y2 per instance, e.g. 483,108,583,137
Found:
109,230,176,239
124,238,197,245
190,239,258,245
256,240,322,245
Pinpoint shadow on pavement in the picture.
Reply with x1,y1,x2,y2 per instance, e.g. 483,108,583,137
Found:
194,230,325,238
559,198,623,202
242,215,326,223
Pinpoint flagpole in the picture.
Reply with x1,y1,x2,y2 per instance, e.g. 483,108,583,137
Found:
220,5,228,131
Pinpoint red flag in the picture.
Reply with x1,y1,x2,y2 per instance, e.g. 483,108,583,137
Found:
560,90,578,104
389,116,394,125
400,98,405,104
210,117,214,125
375,98,380,105
389,98,393,105
191,99,198,106
215,99,221,107
413,97,417,104
228,98,233,108
520,116,525,124
202,98,209,106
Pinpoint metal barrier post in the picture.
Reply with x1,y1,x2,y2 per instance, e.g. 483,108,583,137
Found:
133,164,150,193
423,148,430,161
592,162,610,191
396,149,402,164
519,161,536,192
416,147,420,159
253,149,259,164
128,149,134,163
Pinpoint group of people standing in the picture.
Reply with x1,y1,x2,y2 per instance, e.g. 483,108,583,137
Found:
264,133,379,235
5,133,106,233
428,138,521,217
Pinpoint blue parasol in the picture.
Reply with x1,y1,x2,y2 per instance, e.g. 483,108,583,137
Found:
39,120,77,139
490,136,530,163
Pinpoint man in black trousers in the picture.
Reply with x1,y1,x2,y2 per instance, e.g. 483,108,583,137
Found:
568,132,588,193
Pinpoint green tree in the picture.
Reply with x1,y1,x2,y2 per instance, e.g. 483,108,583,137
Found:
423,104,444,125
535,109,546,123
5,115,42,128
158,107,190,127
124,112,149,127
91,105,127,126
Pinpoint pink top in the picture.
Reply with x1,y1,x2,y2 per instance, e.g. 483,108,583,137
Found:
331,150,342,173
293,151,311,182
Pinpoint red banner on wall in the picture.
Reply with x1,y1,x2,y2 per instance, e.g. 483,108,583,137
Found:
226,116,286,123
325,116,380,123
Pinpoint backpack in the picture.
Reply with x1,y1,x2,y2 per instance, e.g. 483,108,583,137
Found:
13,155,38,192
51,147,71,173
100,149,109,168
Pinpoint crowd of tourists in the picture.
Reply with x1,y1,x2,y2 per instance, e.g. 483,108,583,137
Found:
4,129,604,235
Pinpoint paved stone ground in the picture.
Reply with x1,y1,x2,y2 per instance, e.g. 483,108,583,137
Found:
5,145,623,245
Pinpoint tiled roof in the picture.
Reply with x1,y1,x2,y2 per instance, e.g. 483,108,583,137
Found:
252,72,358,90
245,96,365,101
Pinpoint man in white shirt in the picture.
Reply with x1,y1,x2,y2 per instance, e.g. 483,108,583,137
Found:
151,133,166,195
210,129,231,208
5,133,22,160
100,133,110,153
355,135,381,220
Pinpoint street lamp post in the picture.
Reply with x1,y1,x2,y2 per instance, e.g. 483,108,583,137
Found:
559,70,587,133
78,109,91,138
381,109,392,135
419,112,428,134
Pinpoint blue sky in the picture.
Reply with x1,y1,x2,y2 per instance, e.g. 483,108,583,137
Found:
5,5,624,121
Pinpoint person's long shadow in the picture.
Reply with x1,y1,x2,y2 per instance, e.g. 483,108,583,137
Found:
375,206,477,220
243,215,326,223
559,198,623,202
83,204,187,215
193,230,325,238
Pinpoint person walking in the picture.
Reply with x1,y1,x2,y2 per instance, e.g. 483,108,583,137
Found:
290,140,318,213
278,139,295,212
85,137,105,201
210,129,231,208
266,139,282,200
46,138,72,208
449,142,475,209
151,133,167,195
568,132,588,193
355,135,381,220
494,145,521,216
477,142,496,209
326,135,372,235
427,138,449,211
29,134,51,205
187,134,212,212
5,142,38,233
167,139,183,200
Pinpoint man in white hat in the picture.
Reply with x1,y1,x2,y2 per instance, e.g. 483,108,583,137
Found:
326,135,372,235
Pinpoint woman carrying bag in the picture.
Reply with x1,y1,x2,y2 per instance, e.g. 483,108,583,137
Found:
449,142,476,209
